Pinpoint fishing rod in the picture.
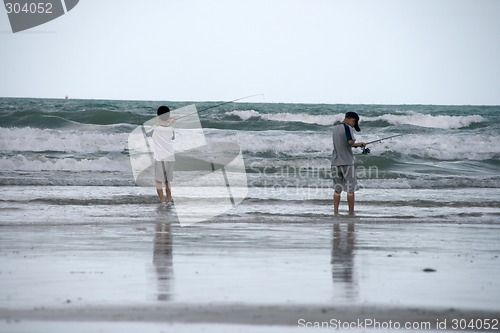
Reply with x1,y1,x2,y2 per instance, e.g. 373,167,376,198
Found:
361,134,405,155
138,93,264,170
141,94,264,136
173,94,264,121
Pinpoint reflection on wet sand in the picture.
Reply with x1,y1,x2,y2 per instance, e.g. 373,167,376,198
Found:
331,221,357,301
153,222,174,301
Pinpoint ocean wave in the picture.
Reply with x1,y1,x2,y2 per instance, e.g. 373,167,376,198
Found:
205,129,331,156
226,110,344,126
246,176,500,189
363,111,485,129
0,154,131,172
371,133,499,161
0,127,129,153
225,110,485,129
0,109,149,129
207,130,499,161
0,171,135,186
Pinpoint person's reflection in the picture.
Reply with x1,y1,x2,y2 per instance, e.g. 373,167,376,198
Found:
153,222,174,301
331,221,357,300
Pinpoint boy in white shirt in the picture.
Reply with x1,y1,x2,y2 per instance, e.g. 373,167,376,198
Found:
151,106,176,206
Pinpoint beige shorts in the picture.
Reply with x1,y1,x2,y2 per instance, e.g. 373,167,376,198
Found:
332,165,358,193
154,161,174,183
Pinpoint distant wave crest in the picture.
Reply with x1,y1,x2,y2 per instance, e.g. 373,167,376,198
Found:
226,110,485,129
226,110,344,126
363,111,485,129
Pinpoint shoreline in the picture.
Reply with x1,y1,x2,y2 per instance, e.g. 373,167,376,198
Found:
2,303,499,328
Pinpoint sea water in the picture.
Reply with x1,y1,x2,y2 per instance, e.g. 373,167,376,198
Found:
0,98,499,223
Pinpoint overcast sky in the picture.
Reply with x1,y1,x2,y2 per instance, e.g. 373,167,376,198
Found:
1,0,499,105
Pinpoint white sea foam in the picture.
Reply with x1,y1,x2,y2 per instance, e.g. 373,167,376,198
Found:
226,110,344,126
377,133,499,161
1,123,497,177
226,110,485,129
0,127,128,153
363,112,485,129
207,129,499,161
0,154,131,172
207,130,331,155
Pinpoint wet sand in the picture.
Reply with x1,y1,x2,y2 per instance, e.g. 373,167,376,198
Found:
2,304,499,331
1,208,499,332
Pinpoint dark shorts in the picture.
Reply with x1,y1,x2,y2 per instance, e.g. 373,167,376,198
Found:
332,165,358,193
155,161,174,183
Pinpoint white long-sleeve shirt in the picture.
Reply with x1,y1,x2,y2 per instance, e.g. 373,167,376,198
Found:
152,126,175,162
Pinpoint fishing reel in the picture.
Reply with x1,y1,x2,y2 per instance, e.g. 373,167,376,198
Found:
360,134,403,155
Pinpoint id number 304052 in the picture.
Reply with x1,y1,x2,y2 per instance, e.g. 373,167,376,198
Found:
5,2,53,14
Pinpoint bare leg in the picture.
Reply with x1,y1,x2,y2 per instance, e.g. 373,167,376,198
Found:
156,181,165,203
347,192,355,216
333,191,341,215
165,181,172,202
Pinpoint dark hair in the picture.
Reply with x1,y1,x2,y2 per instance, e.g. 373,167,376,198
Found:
157,105,170,116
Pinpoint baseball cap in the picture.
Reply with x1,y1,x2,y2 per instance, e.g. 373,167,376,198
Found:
345,111,361,132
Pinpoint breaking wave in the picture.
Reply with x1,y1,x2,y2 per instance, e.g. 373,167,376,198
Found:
226,110,485,129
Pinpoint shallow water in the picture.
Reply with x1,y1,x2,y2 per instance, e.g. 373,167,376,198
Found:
1,185,499,226
1,199,499,311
